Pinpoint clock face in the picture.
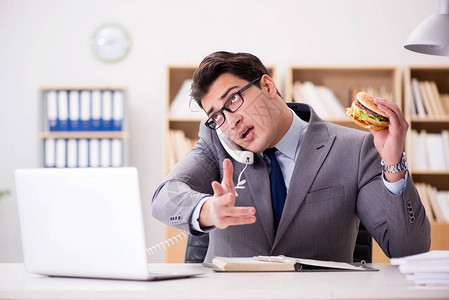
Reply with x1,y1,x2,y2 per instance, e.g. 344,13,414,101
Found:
91,24,131,62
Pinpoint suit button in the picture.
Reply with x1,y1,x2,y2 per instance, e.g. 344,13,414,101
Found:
410,216,415,223
409,211,414,218
407,201,412,208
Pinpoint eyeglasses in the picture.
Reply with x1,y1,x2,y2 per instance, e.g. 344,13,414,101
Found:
205,77,261,130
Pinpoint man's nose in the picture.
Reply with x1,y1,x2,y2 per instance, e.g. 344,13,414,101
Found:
223,110,241,130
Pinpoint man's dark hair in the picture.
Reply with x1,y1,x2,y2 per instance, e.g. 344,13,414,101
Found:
190,51,275,109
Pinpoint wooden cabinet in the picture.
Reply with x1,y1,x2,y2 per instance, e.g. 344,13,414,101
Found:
374,66,449,263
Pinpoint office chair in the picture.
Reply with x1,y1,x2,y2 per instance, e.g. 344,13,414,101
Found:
185,223,372,263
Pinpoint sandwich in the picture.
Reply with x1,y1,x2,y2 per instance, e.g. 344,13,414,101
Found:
345,92,389,130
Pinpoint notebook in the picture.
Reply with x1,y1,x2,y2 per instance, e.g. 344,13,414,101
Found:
14,167,203,281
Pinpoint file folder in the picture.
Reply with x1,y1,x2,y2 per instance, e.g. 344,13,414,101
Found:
57,91,69,131
102,91,113,131
46,91,58,131
112,91,124,131
80,90,91,131
78,139,89,168
68,90,81,131
91,90,102,131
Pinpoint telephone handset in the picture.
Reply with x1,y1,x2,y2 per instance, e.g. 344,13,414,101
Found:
217,129,254,164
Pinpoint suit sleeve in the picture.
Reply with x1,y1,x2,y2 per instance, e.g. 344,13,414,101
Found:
356,134,430,258
152,136,220,234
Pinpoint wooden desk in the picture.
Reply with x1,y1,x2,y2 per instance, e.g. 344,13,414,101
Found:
0,263,448,299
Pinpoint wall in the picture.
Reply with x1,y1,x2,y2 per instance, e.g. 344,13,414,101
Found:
0,0,446,263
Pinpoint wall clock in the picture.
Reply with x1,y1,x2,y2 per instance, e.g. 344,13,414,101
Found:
91,24,131,62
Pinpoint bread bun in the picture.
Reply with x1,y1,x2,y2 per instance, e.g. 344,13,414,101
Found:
356,92,387,118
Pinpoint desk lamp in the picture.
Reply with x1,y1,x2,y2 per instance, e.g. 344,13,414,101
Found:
404,0,449,56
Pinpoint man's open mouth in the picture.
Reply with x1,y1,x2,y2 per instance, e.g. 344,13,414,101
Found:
241,127,254,139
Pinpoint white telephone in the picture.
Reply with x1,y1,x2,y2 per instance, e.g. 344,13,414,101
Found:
217,129,254,165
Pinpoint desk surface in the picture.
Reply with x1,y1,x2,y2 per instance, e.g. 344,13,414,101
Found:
0,263,448,300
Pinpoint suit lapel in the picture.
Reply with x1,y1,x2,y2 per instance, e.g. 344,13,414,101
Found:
244,154,275,247
272,108,336,250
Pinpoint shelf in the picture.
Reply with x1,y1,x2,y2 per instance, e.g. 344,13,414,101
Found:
40,86,128,91
285,65,401,109
39,87,128,168
40,131,129,139
169,117,204,122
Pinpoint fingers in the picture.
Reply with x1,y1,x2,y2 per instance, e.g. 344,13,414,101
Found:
221,159,235,192
211,197,256,229
373,98,409,133
202,158,254,229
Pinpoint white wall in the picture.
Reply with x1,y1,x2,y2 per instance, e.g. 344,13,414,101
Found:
0,0,446,263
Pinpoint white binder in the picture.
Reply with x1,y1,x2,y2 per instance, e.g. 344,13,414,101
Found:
68,90,80,131
55,139,67,168
89,139,100,167
102,91,113,131
100,139,111,167
78,139,89,168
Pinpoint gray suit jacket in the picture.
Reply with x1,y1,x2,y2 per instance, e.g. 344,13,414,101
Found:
152,103,430,263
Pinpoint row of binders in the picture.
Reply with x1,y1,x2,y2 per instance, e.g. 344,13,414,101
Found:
416,183,449,224
45,89,125,131
409,79,449,118
409,130,449,171
44,138,124,168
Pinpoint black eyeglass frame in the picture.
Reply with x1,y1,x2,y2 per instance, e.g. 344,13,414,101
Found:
205,77,262,130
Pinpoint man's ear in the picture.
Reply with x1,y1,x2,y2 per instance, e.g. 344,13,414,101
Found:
260,74,277,98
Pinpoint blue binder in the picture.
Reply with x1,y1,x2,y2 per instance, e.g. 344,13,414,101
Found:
102,91,113,131
46,91,58,131
57,91,69,131
80,90,91,131
112,90,124,131
91,91,102,131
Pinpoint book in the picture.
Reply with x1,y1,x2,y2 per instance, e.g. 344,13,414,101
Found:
416,183,435,223
212,256,377,272
425,133,447,171
411,78,426,118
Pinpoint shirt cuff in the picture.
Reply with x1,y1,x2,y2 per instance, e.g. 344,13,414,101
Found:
191,196,216,233
382,171,408,195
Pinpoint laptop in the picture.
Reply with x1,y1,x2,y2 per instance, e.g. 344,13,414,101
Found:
14,167,203,280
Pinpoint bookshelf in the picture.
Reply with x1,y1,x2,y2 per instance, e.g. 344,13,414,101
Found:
39,87,128,168
164,65,277,263
285,65,402,130
374,66,449,263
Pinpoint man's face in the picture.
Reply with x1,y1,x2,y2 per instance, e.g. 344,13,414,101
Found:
202,73,286,153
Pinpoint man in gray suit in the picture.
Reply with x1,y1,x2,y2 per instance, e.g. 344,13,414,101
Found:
152,51,430,263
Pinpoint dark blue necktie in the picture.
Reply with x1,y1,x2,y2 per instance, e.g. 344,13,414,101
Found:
264,148,287,231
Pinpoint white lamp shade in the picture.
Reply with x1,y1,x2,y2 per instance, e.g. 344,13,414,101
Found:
404,0,449,56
